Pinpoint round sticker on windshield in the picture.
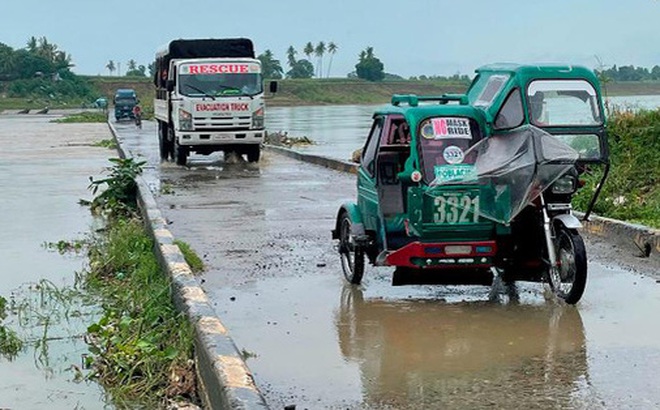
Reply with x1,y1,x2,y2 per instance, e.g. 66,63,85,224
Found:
443,146,464,164
421,122,435,139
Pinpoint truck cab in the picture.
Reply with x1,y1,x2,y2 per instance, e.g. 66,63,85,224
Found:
113,88,138,122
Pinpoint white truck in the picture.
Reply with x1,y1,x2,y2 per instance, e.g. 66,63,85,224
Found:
154,38,276,165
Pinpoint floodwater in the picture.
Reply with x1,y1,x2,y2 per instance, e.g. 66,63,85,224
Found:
0,113,111,409
266,94,660,161
114,117,660,410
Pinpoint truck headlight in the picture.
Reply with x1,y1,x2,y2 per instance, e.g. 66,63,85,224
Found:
179,109,193,131
551,174,577,194
252,107,264,129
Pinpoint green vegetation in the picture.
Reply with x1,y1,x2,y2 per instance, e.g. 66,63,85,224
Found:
85,218,197,407
355,47,385,82
574,108,660,228
88,157,145,219
0,296,23,359
84,157,199,407
92,139,118,149
53,111,108,123
173,240,205,274
598,64,660,82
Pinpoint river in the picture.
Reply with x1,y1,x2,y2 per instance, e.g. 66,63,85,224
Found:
266,95,660,161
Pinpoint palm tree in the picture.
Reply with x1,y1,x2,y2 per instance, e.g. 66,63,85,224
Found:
26,37,38,53
37,37,57,62
106,60,115,76
127,59,137,71
326,42,338,78
314,41,326,78
286,46,297,69
303,42,314,74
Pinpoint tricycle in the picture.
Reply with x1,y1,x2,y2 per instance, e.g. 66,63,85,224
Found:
332,64,609,304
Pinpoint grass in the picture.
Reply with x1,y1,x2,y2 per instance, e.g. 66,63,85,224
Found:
0,296,23,359
53,111,108,123
573,108,660,228
174,240,205,274
85,218,198,407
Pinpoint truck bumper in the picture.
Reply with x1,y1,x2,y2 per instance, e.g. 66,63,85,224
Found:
176,130,264,146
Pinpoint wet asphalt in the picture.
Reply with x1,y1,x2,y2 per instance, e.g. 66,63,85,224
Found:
114,119,660,410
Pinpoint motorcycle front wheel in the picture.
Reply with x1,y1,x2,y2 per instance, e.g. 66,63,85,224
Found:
549,228,587,304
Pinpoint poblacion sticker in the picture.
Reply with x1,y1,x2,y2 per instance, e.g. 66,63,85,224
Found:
443,145,465,164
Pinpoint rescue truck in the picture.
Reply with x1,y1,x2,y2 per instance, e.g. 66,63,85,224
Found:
154,38,276,165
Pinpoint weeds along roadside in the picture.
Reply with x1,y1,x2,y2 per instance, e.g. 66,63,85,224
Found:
573,107,660,228
84,157,201,407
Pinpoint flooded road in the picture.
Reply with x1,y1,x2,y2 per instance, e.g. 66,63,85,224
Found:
0,113,112,408
115,118,660,410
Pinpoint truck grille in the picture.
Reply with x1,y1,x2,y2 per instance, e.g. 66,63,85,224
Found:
193,116,251,131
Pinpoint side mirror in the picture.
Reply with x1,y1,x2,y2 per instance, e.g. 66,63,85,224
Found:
269,81,278,93
166,80,174,92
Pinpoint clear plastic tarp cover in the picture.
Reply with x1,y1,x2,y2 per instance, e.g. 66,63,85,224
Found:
429,125,579,224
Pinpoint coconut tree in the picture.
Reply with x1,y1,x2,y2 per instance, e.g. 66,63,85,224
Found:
286,46,297,69
106,60,116,76
314,41,326,78
26,36,38,53
127,59,137,71
326,42,338,78
303,42,314,76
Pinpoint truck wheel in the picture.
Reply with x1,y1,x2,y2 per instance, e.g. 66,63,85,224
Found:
174,141,188,166
167,127,176,162
247,145,260,162
339,212,365,284
158,124,169,161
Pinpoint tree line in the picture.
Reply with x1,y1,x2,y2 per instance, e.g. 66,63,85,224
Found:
0,37,95,102
257,42,387,82
104,59,154,77
597,65,660,82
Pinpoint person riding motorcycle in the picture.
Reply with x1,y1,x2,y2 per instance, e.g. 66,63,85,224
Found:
132,104,142,128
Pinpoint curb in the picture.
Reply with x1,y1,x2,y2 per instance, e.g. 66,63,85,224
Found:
107,121,269,410
264,143,659,261
263,144,358,174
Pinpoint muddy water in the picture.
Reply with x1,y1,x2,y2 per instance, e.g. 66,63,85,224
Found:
110,116,660,410
0,114,112,408
266,95,660,162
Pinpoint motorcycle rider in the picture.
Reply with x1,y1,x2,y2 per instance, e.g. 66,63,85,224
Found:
132,103,142,128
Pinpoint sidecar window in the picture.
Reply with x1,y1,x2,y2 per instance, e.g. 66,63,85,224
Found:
362,117,384,177
418,117,483,184
494,88,524,130
527,80,602,126
474,75,509,107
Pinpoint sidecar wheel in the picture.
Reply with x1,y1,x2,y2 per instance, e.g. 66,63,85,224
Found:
552,229,587,304
338,213,365,284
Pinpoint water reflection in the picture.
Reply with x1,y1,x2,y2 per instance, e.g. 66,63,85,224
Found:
335,285,595,409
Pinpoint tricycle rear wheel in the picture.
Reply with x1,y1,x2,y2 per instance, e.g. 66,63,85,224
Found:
339,213,365,284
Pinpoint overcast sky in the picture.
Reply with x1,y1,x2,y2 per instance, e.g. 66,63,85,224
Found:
1,0,658,78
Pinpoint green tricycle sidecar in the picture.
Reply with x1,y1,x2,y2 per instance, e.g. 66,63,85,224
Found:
332,64,609,304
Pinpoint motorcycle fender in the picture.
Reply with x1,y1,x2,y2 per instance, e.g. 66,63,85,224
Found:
332,203,365,239
553,214,582,229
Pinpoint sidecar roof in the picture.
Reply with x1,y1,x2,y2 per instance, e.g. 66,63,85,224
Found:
375,95,488,139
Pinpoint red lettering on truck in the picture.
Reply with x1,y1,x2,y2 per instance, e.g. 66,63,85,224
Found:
185,64,250,75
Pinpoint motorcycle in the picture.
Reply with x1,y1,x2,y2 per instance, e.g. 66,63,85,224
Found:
332,64,609,304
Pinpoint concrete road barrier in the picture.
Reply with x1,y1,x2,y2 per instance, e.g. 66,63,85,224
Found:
108,121,269,410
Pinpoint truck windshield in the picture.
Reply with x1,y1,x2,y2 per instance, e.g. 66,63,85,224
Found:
527,80,602,127
115,98,136,105
178,73,263,98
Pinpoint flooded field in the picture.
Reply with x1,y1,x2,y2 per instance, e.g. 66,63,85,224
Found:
0,114,111,409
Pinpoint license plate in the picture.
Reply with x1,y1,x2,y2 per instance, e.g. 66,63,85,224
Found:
213,134,232,141
432,192,480,224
